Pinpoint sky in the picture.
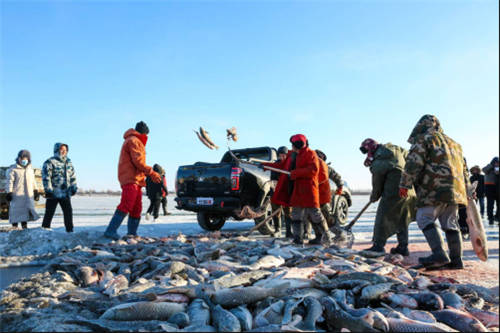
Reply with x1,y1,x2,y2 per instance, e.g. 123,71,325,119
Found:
1,0,498,191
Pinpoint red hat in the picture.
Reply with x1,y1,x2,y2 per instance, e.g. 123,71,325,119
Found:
290,134,308,149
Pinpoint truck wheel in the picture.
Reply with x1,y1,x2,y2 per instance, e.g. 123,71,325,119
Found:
254,202,274,235
197,212,226,231
334,196,349,227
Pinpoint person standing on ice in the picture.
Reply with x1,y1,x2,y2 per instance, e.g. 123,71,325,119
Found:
399,115,470,270
145,164,168,222
159,166,171,216
359,138,416,256
260,146,293,238
104,121,162,240
6,150,41,229
288,134,333,246
482,157,499,225
42,143,77,232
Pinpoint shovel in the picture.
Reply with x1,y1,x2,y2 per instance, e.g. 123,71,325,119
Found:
337,200,371,248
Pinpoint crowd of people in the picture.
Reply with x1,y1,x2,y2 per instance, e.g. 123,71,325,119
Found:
4,116,499,270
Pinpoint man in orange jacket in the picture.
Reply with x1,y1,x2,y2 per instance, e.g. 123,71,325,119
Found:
104,121,161,240
288,134,333,246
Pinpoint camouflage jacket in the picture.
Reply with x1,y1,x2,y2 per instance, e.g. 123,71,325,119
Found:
42,143,78,199
400,115,470,207
328,165,343,189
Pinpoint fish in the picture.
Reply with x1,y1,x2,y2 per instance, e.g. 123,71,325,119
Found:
298,296,323,331
412,276,433,290
212,270,271,290
360,282,394,302
254,300,284,327
386,317,458,332
199,127,219,150
194,130,216,150
248,255,285,271
187,299,210,326
331,272,388,285
432,308,488,332
211,304,241,332
78,266,99,286
230,305,253,331
467,308,500,328
440,291,465,309
381,292,418,309
226,127,238,142
321,296,378,332
103,274,129,297
465,181,488,261
211,283,290,308
100,301,186,321
281,297,303,325
400,308,437,323
340,305,390,332
466,296,485,310
407,292,444,311
167,311,190,328
181,324,216,332
455,283,499,304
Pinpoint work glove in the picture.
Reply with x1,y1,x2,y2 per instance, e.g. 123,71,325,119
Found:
45,191,54,199
69,186,78,196
6,192,13,202
399,188,408,198
335,186,343,195
34,190,40,201
150,171,162,183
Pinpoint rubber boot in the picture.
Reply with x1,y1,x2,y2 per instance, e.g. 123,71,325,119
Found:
363,242,386,253
272,214,282,238
285,216,292,238
443,230,464,269
291,220,304,245
104,209,127,240
304,221,312,240
21,222,28,229
309,222,323,245
390,229,409,256
127,217,141,236
419,224,450,269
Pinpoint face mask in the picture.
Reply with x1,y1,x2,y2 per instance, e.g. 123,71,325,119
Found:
21,159,28,166
360,146,368,154
495,167,499,172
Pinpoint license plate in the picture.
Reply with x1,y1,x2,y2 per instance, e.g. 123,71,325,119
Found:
196,197,214,205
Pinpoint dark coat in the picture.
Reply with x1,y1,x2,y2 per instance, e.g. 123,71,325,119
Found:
146,165,167,200
289,147,320,208
470,174,485,198
370,143,416,243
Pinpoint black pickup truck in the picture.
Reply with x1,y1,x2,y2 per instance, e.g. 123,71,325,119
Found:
175,146,352,235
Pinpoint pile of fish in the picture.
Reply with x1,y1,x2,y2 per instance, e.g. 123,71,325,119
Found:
1,231,498,332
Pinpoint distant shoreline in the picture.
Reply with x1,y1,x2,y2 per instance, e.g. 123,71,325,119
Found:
74,191,372,196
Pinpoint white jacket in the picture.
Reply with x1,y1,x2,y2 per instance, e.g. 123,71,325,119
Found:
7,163,40,223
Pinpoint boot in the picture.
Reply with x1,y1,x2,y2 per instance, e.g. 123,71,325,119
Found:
272,214,282,238
285,217,292,238
419,224,450,269
309,223,323,245
363,242,386,253
104,209,127,240
443,230,464,269
127,217,141,236
390,229,409,256
21,222,28,230
291,220,304,245
304,221,312,240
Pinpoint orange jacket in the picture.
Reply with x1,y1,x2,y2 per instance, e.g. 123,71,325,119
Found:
318,159,332,205
118,129,153,187
290,147,320,208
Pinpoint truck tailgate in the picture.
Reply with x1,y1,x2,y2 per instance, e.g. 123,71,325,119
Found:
176,162,236,197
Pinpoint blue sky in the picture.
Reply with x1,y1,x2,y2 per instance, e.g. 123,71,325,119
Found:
1,0,498,191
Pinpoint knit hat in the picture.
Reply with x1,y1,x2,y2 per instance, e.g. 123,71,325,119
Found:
135,121,150,135
277,146,288,155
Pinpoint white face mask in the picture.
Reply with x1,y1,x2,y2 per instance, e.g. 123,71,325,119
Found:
20,159,28,166
495,167,499,172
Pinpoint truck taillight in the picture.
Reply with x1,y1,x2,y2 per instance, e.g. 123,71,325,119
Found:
231,167,242,191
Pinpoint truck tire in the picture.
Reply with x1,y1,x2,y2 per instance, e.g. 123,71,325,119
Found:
333,195,349,227
197,212,226,231
254,201,274,235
